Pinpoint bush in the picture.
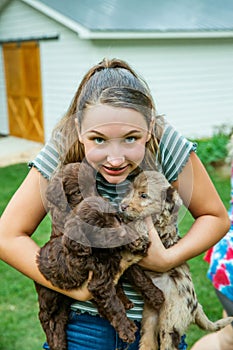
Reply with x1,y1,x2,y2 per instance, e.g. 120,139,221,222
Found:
193,125,232,170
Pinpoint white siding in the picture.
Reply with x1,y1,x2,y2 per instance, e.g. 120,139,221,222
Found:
39,28,98,140
92,39,233,138
0,0,233,141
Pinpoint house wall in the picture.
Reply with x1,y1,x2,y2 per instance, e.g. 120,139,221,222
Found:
94,38,233,138
0,0,232,142
0,0,98,140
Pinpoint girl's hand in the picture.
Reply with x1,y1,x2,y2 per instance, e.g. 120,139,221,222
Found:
139,216,172,272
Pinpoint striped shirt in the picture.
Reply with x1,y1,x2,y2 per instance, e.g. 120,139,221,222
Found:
29,123,196,320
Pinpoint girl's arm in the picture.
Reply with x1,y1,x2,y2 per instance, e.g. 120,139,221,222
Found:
140,152,230,272
0,167,92,301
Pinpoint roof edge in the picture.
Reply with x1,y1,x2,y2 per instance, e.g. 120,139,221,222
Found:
21,0,90,37
82,30,233,40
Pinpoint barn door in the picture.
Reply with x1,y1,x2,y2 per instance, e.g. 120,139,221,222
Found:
3,41,44,142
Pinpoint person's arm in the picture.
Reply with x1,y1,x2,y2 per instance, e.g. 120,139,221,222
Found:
140,152,231,272
0,167,92,301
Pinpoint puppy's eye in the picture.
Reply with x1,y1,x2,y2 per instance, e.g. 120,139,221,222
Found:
140,193,148,199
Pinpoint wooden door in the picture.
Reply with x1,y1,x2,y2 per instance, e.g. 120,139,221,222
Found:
3,41,44,142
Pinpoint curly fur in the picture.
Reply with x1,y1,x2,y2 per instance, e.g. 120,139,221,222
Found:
35,163,164,350
120,170,233,350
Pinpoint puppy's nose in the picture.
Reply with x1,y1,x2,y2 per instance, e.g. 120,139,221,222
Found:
120,203,129,211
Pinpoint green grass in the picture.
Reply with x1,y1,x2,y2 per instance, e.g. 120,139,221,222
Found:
0,163,231,349
0,164,51,350
179,167,231,347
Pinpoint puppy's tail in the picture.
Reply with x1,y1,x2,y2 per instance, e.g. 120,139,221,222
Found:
195,303,233,331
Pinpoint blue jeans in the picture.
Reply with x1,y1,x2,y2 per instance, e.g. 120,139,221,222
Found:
43,311,187,350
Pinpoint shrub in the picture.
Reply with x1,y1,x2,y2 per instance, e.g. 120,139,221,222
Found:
193,124,232,169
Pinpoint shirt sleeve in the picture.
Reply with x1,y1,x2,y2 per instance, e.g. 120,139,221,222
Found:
158,123,197,183
28,138,60,179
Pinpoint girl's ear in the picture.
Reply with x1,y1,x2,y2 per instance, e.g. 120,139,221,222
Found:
146,117,155,142
75,118,83,143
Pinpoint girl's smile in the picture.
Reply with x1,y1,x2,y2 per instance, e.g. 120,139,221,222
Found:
77,105,152,184
102,164,129,176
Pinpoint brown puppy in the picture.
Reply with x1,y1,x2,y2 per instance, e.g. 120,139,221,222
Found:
35,163,164,350
120,170,233,350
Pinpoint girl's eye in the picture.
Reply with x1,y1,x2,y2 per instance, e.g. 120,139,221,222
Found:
94,137,105,144
125,136,136,144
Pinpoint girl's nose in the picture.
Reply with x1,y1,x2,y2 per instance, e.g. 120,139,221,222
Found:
107,156,125,167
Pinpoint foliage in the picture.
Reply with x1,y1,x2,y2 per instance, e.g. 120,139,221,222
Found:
0,160,231,349
193,124,232,170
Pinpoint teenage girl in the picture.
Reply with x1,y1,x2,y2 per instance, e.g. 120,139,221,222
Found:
0,58,230,350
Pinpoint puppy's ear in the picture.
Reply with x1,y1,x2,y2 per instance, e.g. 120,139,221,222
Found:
64,212,91,252
62,163,81,196
157,175,172,205
166,186,182,209
60,163,84,208
46,171,69,211
165,186,175,203
47,163,82,212
78,162,98,197
62,162,97,200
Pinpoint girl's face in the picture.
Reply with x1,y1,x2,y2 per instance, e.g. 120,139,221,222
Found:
77,104,152,184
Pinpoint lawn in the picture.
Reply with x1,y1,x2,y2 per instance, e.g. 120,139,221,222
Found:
0,162,231,349
0,164,51,350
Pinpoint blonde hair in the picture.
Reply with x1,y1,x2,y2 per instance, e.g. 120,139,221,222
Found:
52,58,163,168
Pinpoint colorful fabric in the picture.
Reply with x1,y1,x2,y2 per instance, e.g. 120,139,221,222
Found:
205,163,233,302
178,335,188,350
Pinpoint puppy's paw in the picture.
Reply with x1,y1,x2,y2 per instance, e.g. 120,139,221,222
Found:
146,289,165,312
118,319,138,343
